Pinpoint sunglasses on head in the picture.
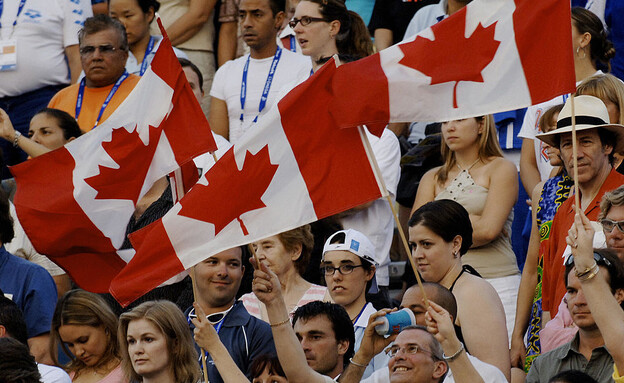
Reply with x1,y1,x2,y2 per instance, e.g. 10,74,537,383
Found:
565,252,612,268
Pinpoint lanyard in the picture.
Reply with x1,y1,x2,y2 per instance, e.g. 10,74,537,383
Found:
0,0,27,33
289,35,296,52
139,36,156,76
75,71,129,129
562,93,569,103
239,47,282,124
353,303,368,325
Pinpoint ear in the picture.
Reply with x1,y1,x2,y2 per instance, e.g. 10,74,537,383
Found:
579,31,592,49
67,137,76,143
147,7,156,24
452,235,462,255
274,11,285,30
336,338,349,356
602,142,614,156
614,288,624,304
365,265,376,282
290,243,303,262
329,19,341,38
0,324,6,338
477,117,485,134
432,360,448,380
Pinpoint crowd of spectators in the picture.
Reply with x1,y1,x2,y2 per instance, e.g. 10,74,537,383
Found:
2,0,624,383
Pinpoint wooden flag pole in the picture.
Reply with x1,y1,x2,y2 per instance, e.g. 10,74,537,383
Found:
570,94,581,212
356,125,430,308
190,267,210,383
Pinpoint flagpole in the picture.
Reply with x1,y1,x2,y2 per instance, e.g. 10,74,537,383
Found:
356,125,430,308
190,267,211,383
570,94,580,212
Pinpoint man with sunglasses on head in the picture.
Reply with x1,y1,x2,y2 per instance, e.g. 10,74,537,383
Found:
526,248,624,383
186,247,275,383
48,14,140,132
209,0,311,144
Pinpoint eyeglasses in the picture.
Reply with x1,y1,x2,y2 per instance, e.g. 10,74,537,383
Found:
288,16,327,29
187,306,233,326
384,344,437,359
601,218,624,233
79,44,121,57
565,252,612,268
320,264,364,276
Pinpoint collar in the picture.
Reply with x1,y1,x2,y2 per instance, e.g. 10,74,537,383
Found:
563,332,609,357
279,24,295,39
354,302,376,328
186,301,252,330
565,168,624,214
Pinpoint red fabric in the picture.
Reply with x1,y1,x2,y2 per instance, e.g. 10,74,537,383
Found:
542,169,624,315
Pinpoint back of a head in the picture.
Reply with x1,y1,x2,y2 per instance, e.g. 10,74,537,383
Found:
549,369,599,383
0,337,42,383
118,300,200,383
422,283,458,319
292,301,355,361
409,199,473,255
0,296,29,345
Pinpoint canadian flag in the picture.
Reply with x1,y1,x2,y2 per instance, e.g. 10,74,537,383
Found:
109,60,385,306
329,0,576,127
11,29,217,293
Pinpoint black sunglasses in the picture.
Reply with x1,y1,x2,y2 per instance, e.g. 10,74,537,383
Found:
565,252,612,268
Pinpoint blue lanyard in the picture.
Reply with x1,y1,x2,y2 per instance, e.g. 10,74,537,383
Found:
562,93,569,103
289,35,296,52
139,36,156,76
353,303,368,325
239,47,282,124
0,0,27,31
75,71,129,129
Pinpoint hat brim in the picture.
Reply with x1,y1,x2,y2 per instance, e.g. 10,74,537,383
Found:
535,123,624,153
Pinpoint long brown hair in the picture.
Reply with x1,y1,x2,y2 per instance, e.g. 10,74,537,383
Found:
436,115,502,184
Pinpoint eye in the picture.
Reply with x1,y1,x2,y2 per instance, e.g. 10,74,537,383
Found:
342,265,355,272
144,337,153,342
127,338,136,345
407,345,419,354
28,131,34,138
409,242,417,251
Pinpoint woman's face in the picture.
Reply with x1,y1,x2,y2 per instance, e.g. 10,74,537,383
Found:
109,0,153,47
58,324,109,367
126,319,170,379
252,367,288,383
441,118,482,152
29,113,69,151
322,250,374,308
602,98,620,124
292,1,336,59
543,113,563,167
253,235,299,277
408,223,459,283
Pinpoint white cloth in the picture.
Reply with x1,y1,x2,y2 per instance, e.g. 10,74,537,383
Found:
354,302,390,379
485,274,521,345
518,72,602,181
278,25,303,54
125,35,188,75
0,0,92,97
193,132,232,177
340,128,401,286
361,353,507,383
403,0,447,39
38,363,72,383
210,49,312,144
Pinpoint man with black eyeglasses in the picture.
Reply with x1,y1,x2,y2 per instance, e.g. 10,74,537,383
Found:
48,14,140,132
526,248,624,383
186,247,275,383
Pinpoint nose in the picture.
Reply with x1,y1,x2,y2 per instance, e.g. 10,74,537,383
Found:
575,289,588,306
241,13,253,28
31,132,41,144
293,21,304,33
331,268,343,281
412,246,424,260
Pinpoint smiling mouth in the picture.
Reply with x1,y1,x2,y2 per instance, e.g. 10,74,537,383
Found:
393,366,410,372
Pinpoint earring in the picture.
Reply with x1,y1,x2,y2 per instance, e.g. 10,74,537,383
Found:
576,46,587,59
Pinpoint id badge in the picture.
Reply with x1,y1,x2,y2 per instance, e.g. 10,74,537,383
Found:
0,39,17,71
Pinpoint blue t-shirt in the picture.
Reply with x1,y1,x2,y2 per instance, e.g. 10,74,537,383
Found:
346,0,376,26
606,0,624,81
0,246,57,338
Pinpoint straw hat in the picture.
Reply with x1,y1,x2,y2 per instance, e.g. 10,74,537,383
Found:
536,95,624,153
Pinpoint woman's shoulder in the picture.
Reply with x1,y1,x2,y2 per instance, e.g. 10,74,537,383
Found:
484,156,516,172
455,273,498,297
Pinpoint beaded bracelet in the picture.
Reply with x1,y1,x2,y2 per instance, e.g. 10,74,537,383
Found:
13,131,21,148
442,343,465,361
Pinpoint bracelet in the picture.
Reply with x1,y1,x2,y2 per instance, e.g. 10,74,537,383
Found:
349,357,368,368
13,131,21,148
270,318,290,327
578,263,600,282
442,343,465,361
576,261,598,279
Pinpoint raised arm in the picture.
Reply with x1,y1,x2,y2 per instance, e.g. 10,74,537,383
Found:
192,303,250,383
251,259,332,383
469,158,518,247
0,109,52,158
567,212,624,371
510,182,544,369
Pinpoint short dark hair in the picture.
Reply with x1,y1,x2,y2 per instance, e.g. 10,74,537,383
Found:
408,199,473,255
597,127,617,164
35,108,83,139
549,369,599,383
420,282,458,319
0,338,42,383
267,0,285,15
0,189,14,244
292,301,354,362
137,0,161,14
564,248,624,293
250,354,286,380
0,297,28,344
78,14,129,51
178,58,204,93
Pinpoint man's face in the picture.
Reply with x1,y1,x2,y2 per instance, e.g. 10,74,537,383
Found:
565,268,604,330
294,315,347,378
239,0,283,53
387,329,447,383
604,205,624,261
559,129,612,186
182,66,204,102
194,248,244,309
400,287,429,326
80,28,129,87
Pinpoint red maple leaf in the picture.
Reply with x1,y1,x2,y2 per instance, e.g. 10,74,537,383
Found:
178,145,278,236
398,7,500,108
85,124,162,204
